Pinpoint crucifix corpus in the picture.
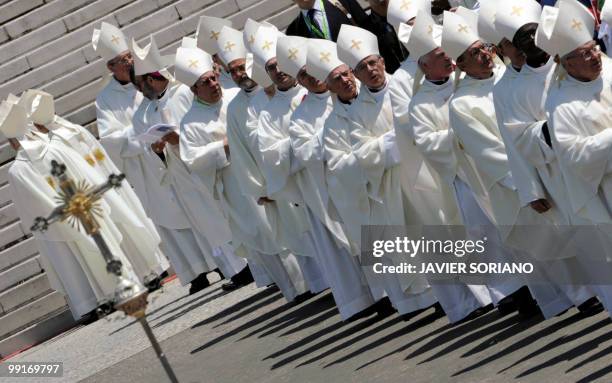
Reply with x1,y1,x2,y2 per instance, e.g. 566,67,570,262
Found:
31,160,178,383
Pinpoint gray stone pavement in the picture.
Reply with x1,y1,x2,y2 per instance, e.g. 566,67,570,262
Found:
3,275,612,383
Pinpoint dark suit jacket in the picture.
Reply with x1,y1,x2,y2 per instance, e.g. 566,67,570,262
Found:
286,0,373,42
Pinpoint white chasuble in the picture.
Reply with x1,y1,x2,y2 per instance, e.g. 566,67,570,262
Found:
95,77,143,172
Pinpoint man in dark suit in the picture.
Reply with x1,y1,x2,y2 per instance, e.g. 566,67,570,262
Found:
366,0,408,73
287,0,373,42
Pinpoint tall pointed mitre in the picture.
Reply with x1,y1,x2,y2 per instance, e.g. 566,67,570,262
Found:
196,15,233,55
217,26,247,66
181,37,197,48
406,9,442,59
536,0,595,58
307,39,344,82
277,35,308,79
0,101,28,139
251,25,280,66
534,5,560,56
92,22,129,62
174,47,214,87
441,9,481,61
18,89,55,126
494,0,542,42
131,35,173,77
387,0,430,33
337,24,379,69
478,0,504,45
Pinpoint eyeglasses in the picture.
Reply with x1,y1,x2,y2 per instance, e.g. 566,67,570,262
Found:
566,44,601,62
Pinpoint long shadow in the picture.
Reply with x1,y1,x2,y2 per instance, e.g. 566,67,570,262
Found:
503,317,611,374
147,286,223,322
417,313,524,364
191,288,282,329
353,317,451,371
279,307,339,337
190,297,300,354
566,343,612,372
153,290,229,328
213,289,292,328
298,315,404,367
405,310,501,360
514,326,612,378
212,292,285,329
145,281,220,319
461,314,544,358
107,285,223,336
451,311,587,376
263,318,349,360
269,313,391,370
576,364,612,383
242,293,337,339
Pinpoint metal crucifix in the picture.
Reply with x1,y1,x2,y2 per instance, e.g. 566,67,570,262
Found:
31,160,178,383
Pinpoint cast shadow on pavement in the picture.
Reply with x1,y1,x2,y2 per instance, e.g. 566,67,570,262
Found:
190,290,315,354
191,286,282,329
240,293,337,340
451,311,587,376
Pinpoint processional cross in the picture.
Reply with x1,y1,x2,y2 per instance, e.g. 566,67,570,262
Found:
31,160,178,383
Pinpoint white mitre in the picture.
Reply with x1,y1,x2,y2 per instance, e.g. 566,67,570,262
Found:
0,101,28,140
337,24,379,69
181,37,197,48
494,0,541,42
534,5,559,56
196,15,233,55
536,0,595,58
387,0,430,33
277,35,308,79
174,47,214,87
217,26,247,66
243,18,261,52
251,25,279,66
455,6,479,34
18,89,55,126
131,35,173,77
92,22,129,62
442,10,481,61
397,23,412,49
406,9,442,59
307,39,344,82
478,0,504,45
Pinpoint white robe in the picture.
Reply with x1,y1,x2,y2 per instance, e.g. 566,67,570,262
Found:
9,133,142,319
349,80,436,314
228,86,309,301
290,90,374,319
546,57,612,313
95,77,143,172
46,116,168,281
409,77,494,322
493,61,596,314
389,57,461,226
257,84,328,293
129,82,228,284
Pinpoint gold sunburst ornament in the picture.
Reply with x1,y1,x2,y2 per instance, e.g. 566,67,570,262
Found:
55,178,104,234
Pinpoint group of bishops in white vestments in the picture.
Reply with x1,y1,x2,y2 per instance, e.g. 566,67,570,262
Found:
3,0,612,327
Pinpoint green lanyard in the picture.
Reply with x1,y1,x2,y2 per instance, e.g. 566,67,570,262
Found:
304,0,330,40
